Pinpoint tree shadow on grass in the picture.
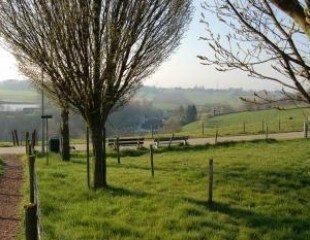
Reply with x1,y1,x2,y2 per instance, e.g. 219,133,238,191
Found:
106,185,150,198
183,197,310,239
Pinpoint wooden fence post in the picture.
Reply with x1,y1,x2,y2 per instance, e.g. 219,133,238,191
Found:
116,137,120,164
208,159,213,206
202,122,205,136
304,122,308,138
26,132,30,155
265,125,269,140
14,129,19,146
215,130,218,144
262,120,265,132
29,155,36,203
12,131,16,146
28,141,33,156
243,120,246,134
32,130,36,148
25,203,38,240
150,144,154,177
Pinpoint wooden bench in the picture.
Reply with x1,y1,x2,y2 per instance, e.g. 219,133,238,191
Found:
153,135,189,148
107,137,144,149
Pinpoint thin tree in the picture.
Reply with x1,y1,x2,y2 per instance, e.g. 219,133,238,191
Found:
0,1,192,189
198,0,310,105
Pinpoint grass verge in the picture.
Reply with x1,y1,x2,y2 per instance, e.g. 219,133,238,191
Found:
33,139,310,240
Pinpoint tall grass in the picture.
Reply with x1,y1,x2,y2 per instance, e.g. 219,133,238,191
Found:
181,108,310,137
30,139,310,240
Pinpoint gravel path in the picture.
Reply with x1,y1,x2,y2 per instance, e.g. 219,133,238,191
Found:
0,131,305,154
0,154,23,240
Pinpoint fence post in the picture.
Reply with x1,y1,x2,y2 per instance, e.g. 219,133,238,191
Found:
304,122,308,138
208,159,213,206
25,203,38,240
29,155,36,203
262,120,265,132
116,137,120,164
202,122,205,136
215,130,218,144
265,125,269,140
243,120,246,134
14,129,19,146
26,132,30,155
32,130,36,149
12,131,16,146
150,144,154,177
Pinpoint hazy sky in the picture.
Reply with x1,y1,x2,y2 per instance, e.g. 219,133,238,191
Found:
0,1,280,91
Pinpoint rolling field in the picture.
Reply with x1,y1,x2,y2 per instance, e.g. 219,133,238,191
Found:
181,108,310,137
29,139,310,240
0,89,38,103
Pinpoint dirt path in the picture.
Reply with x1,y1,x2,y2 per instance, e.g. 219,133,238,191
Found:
0,154,23,240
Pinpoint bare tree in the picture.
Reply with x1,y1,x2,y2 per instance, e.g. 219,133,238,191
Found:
0,1,191,189
198,0,310,105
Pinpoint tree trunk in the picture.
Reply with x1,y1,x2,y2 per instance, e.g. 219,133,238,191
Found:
61,107,70,161
89,116,107,189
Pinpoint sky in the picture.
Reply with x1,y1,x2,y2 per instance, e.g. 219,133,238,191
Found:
0,1,280,91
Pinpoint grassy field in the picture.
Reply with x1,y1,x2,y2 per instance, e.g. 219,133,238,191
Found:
0,89,38,103
29,139,310,240
181,108,310,137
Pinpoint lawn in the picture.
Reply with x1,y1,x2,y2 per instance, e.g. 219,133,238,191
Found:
32,139,310,240
181,108,310,137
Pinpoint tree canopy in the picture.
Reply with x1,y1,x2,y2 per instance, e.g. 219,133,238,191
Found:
0,0,192,189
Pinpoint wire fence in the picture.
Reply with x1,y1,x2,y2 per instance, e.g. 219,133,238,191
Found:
25,131,42,240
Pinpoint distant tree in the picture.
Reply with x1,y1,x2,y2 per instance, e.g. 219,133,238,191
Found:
0,1,192,189
198,0,310,105
164,116,182,132
184,105,197,124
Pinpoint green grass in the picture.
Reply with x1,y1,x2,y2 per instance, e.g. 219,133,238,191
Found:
0,89,39,103
181,108,310,137
31,139,310,239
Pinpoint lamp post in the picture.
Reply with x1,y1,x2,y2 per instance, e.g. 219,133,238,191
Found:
41,115,53,164
41,70,45,153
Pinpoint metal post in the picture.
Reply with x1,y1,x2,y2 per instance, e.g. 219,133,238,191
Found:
86,126,90,189
46,118,49,165
41,70,45,154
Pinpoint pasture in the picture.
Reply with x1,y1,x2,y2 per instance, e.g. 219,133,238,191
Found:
0,89,38,103
181,108,310,137
30,139,310,240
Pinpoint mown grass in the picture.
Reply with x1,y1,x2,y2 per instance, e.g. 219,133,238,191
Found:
181,108,310,137
30,139,310,240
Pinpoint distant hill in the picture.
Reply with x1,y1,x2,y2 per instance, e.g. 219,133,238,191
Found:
0,80,38,103
0,80,281,111
135,86,278,112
